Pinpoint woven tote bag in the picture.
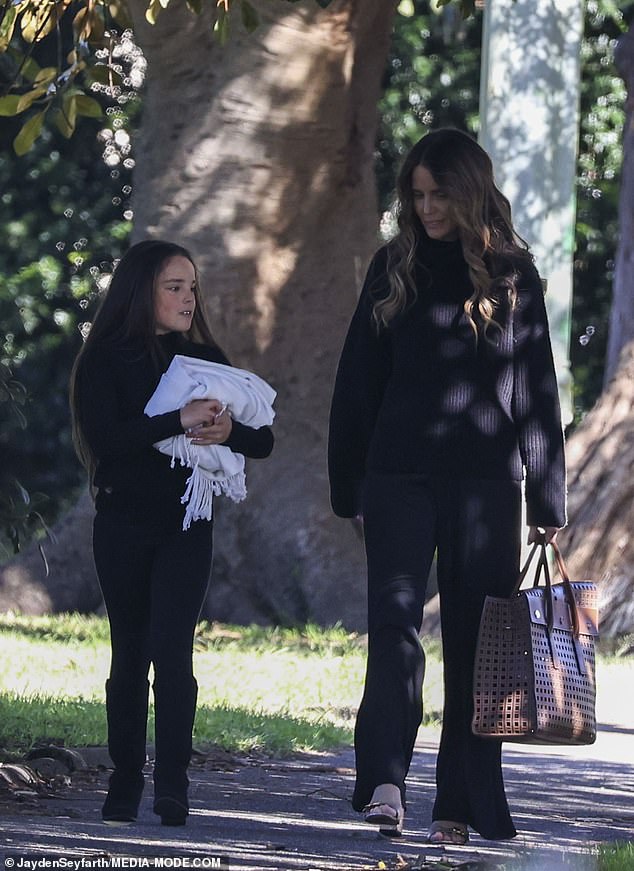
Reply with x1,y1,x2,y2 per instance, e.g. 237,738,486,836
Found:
472,538,599,745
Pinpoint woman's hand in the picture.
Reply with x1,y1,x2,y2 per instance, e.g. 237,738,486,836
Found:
185,399,233,446
527,525,560,545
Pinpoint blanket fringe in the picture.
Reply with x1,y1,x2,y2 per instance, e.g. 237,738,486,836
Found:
181,463,247,531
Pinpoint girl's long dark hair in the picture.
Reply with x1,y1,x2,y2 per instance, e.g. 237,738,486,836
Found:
70,239,220,482
375,128,534,339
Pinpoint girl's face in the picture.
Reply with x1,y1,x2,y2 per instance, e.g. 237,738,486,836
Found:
411,165,459,242
153,256,197,334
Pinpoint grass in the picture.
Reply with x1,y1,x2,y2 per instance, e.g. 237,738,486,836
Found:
0,612,445,757
597,842,634,870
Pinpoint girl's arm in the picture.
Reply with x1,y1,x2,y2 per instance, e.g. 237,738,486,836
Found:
78,346,188,461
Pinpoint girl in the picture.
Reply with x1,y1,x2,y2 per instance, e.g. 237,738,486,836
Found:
328,129,566,843
70,240,274,827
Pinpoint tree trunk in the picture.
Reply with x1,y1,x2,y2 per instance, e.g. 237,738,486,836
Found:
0,489,102,614
604,21,634,383
557,339,634,636
1,0,397,628
556,21,634,637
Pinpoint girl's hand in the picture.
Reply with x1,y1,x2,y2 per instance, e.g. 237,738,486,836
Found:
527,525,560,545
186,400,233,445
180,399,219,431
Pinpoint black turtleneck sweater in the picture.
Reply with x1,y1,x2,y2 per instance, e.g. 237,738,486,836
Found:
77,331,274,528
328,236,566,528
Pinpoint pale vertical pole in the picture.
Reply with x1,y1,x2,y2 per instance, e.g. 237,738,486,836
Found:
479,0,584,425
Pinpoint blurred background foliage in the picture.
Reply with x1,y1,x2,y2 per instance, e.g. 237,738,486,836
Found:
0,0,630,555
0,20,140,554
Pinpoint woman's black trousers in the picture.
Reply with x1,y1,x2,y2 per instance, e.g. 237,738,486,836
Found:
353,472,521,840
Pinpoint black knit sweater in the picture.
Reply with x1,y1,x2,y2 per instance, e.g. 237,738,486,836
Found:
77,331,274,529
328,234,566,527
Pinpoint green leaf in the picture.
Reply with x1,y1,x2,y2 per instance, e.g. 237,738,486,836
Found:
240,0,259,33
19,56,42,83
0,94,22,116
213,5,229,44
16,86,47,113
74,94,103,118
54,96,77,138
33,66,57,85
397,0,415,15
13,109,45,155
145,0,163,25
0,5,18,52
186,0,203,13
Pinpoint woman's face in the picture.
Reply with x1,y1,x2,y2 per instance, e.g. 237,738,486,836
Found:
411,165,459,242
153,256,197,334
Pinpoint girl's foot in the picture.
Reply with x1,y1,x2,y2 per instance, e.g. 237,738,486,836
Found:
428,819,469,845
362,783,404,837
153,795,188,826
102,770,145,825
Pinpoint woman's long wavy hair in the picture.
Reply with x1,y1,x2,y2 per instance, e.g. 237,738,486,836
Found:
69,239,220,480
374,128,533,339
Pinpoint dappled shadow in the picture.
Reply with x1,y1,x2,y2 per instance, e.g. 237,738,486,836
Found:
2,739,632,867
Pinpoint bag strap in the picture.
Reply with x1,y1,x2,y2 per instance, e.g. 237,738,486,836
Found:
514,534,587,674
551,539,588,675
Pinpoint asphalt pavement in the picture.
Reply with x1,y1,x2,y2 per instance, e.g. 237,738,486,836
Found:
1,720,633,871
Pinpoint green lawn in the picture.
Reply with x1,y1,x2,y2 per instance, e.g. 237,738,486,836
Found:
0,613,445,756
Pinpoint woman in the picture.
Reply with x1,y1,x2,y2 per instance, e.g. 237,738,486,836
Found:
328,129,566,843
70,240,274,827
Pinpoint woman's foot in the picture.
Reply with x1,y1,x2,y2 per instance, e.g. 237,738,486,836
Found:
362,783,404,837
102,770,145,826
428,819,469,845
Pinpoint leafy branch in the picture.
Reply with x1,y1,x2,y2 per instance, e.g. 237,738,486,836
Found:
0,0,475,154
0,363,54,564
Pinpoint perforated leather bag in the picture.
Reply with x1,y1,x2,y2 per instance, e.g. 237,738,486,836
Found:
472,538,599,745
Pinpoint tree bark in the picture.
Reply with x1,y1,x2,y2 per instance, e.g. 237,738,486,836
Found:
604,21,634,383
0,0,397,628
0,489,102,615
555,20,634,637
557,338,634,636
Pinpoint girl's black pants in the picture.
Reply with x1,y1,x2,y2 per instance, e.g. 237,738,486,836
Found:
93,511,214,787
353,472,521,841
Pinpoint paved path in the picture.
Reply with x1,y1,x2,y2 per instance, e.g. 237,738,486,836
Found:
1,722,633,870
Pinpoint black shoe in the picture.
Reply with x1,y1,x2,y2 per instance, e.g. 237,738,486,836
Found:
102,770,145,825
153,794,188,826
153,764,189,826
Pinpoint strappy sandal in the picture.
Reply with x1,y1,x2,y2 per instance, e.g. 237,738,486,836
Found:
428,819,469,845
363,802,404,836
362,784,404,837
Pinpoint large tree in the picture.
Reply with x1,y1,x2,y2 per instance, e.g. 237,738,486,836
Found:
0,0,399,627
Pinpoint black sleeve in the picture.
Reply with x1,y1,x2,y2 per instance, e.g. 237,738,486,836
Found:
78,347,184,462
224,421,274,458
511,265,567,528
328,250,392,518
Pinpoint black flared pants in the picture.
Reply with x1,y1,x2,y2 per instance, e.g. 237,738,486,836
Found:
93,512,213,787
352,473,521,840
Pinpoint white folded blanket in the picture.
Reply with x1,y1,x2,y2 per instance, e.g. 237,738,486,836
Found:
144,355,276,530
